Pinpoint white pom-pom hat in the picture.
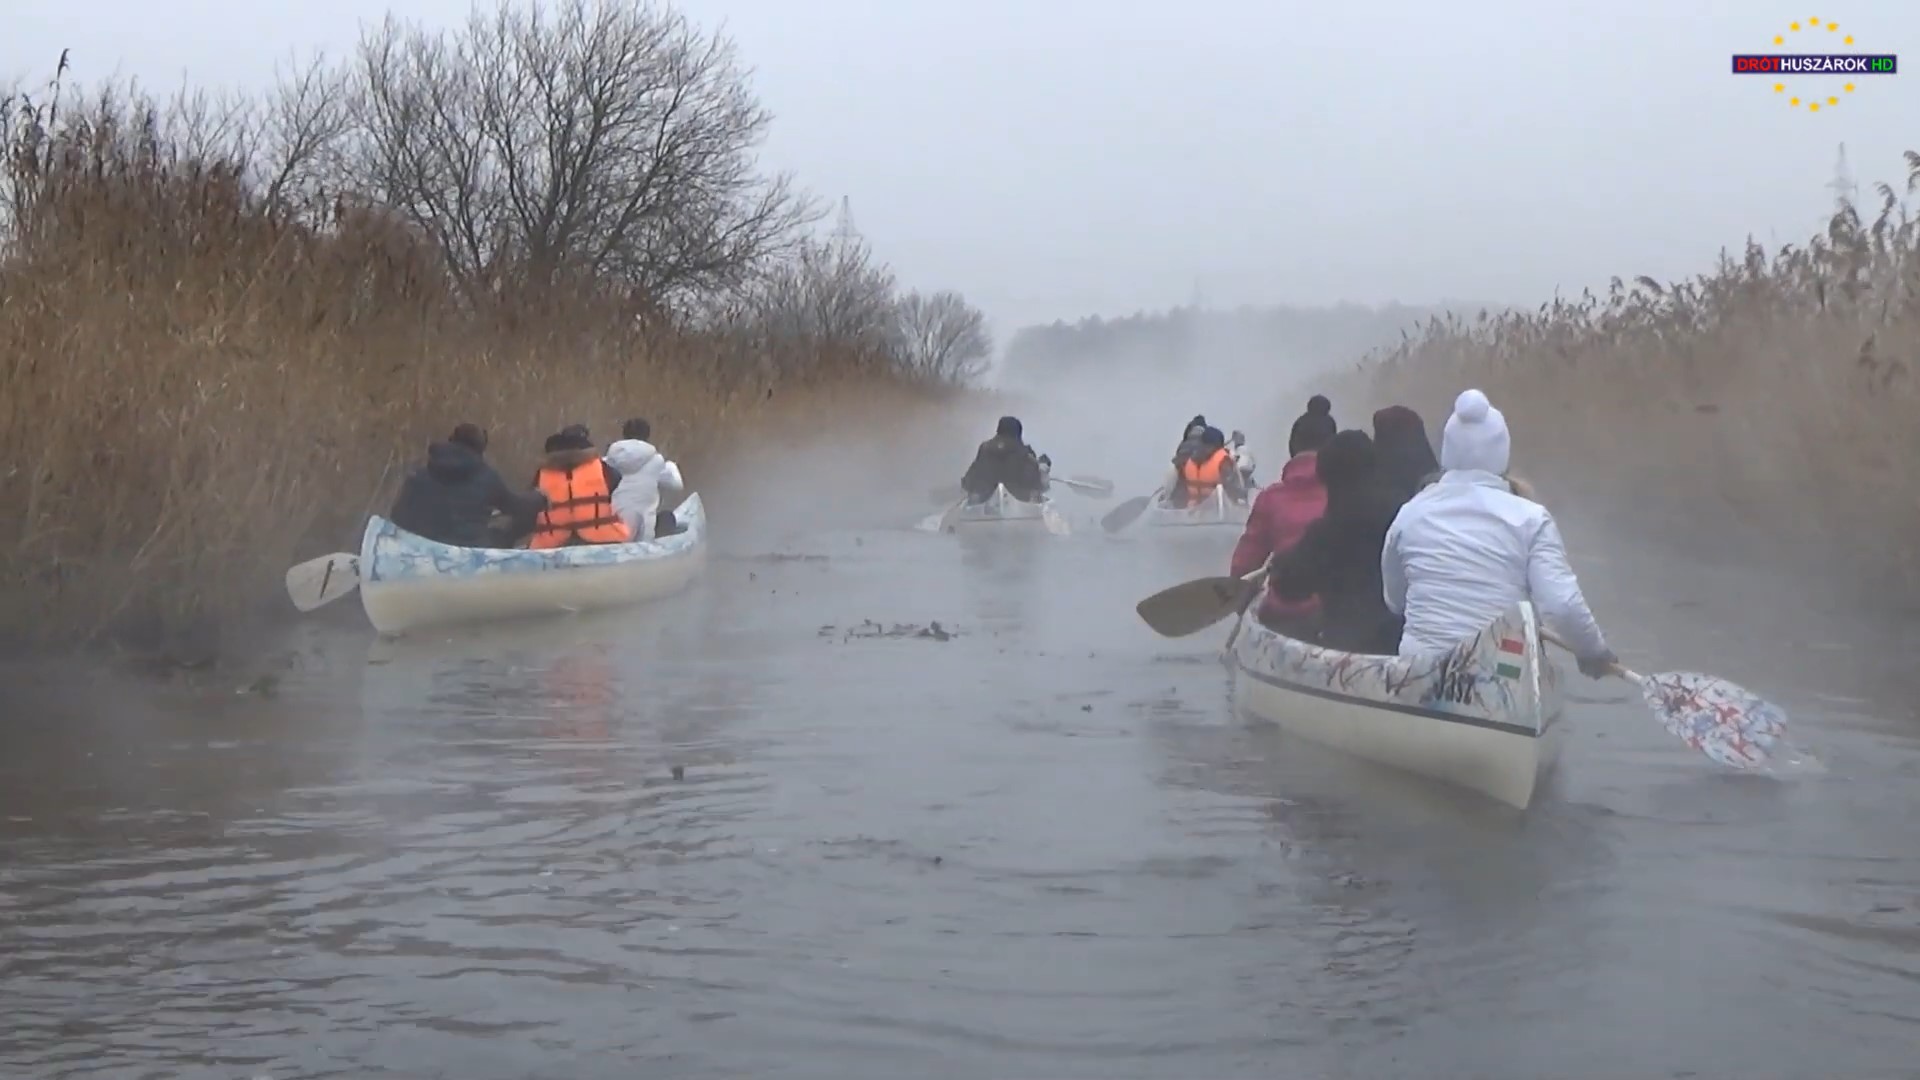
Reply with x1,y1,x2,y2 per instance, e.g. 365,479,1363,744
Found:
1440,388,1511,475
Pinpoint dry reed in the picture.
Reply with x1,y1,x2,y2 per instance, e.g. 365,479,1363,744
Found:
0,88,958,657
1352,168,1920,592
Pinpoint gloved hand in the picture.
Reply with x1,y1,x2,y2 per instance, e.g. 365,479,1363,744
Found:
1576,649,1619,679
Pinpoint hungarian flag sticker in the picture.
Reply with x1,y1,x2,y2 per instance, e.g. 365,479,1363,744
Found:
1495,637,1525,679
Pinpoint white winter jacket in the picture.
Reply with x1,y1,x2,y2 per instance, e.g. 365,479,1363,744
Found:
1382,470,1608,660
603,439,684,541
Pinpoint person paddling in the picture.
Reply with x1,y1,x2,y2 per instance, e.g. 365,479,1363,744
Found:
604,416,686,541
1268,429,1404,654
388,423,547,548
1229,399,1337,637
1370,405,1441,507
527,427,633,549
1381,389,1616,676
962,416,1049,503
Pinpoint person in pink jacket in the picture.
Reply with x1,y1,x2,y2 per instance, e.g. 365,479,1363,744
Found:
1229,396,1337,636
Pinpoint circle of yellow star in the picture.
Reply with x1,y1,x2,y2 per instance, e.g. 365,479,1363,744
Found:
1828,23,1839,31
1790,22,1801,30
1810,102,1822,112
1844,35,1854,44
1809,18,1822,28
1775,35,1785,44
1790,96,1802,106
1828,96,1839,106
1774,83,1785,92
1845,83,1856,92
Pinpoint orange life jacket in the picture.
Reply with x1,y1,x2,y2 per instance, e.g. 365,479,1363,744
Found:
1181,447,1230,502
529,458,631,549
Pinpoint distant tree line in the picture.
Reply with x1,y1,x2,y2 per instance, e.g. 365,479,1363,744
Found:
1000,301,1494,384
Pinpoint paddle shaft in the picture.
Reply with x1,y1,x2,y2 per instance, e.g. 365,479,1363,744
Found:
1220,563,1270,651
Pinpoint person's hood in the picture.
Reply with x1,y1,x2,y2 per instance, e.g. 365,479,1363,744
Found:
1279,449,1322,487
1314,430,1377,499
540,446,602,470
425,440,484,482
604,438,660,475
1440,389,1511,474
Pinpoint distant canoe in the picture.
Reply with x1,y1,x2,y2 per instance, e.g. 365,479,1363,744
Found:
1231,600,1565,809
946,484,1069,535
1142,485,1253,528
358,493,708,635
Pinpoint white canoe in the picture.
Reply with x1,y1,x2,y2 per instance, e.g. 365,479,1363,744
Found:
947,484,1069,535
1142,485,1254,528
357,493,709,635
1230,600,1565,809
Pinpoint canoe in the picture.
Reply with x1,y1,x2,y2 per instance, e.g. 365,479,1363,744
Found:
1142,485,1254,528
947,484,1070,535
1230,600,1564,809
357,493,709,635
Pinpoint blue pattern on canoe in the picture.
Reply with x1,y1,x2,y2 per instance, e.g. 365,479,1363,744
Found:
363,494,706,584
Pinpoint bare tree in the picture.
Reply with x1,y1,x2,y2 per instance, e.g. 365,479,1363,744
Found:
256,55,353,219
342,0,814,306
892,289,992,385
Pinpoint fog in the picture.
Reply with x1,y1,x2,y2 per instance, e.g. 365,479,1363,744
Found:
7,0,1918,341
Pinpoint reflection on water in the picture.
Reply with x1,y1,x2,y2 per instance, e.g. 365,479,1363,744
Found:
1,521,1917,1080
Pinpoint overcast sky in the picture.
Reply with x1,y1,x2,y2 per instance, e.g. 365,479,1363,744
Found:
7,1,1919,334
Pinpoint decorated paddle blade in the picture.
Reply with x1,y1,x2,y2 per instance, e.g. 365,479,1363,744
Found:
1627,669,1790,769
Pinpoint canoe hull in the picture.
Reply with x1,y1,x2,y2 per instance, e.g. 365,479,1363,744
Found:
1231,601,1564,809
358,493,709,635
948,484,1068,534
1144,485,1253,528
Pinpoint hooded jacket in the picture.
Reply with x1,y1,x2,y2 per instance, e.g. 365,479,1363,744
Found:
1270,431,1404,654
1371,405,1441,507
962,435,1046,500
603,438,685,541
1381,389,1609,659
1229,450,1327,623
388,440,546,548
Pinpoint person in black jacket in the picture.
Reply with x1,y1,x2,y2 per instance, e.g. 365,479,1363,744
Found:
961,416,1049,503
389,423,547,548
1268,428,1404,655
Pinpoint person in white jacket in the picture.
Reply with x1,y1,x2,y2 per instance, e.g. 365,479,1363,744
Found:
603,418,685,542
1381,389,1617,677
1228,430,1257,489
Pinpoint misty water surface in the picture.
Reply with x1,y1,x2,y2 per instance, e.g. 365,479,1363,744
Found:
1,471,1916,1079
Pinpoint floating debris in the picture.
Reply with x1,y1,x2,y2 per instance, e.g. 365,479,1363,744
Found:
818,619,962,642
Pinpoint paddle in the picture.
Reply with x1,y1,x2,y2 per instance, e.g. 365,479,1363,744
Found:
1053,474,1114,499
285,552,361,612
1540,630,1790,769
1100,491,1158,533
1041,503,1072,536
1135,565,1270,638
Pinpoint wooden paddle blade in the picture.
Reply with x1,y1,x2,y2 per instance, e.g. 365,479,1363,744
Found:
1100,495,1152,534
1136,573,1263,637
285,553,360,613
1626,669,1791,769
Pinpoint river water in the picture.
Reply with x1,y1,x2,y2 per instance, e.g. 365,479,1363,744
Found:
2,479,1917,1080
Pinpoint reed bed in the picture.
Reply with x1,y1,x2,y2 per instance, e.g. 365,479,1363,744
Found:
1355,168,1920,592
0,83,960,657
